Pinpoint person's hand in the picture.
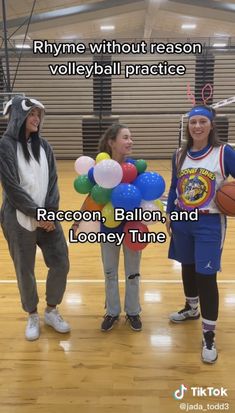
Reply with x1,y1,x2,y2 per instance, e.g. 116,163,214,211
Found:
38,220,55,232
165,213,172,237
71,222,79,236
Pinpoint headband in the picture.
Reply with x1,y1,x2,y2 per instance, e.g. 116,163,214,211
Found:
188,107,214,121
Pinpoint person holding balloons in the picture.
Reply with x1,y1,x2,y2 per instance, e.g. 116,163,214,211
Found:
97,123,143,332
73,124,144,331
166,104,235,364
73,123,165,332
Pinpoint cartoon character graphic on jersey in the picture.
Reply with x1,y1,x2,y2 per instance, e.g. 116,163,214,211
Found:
184,176,207,202
177,167,216,211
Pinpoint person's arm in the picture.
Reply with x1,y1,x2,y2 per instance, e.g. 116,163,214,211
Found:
166,151,178,213
224,145,235,178
43,141,60,211
0,142,39,218
71,196,90,235
166,151,178,236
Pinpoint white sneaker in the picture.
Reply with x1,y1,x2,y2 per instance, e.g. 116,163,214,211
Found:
25,313,40,341
169,302,200,323
201,331,218,364
44,308,70,333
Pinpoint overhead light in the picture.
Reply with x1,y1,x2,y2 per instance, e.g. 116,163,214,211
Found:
215,33,228,37
14,35,31,40
100,25,115,31
213,43,227,47
15,44,31,49
181,24,196,30
61,36,76,40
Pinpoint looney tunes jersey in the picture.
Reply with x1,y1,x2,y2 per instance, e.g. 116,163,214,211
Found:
176,146,226,213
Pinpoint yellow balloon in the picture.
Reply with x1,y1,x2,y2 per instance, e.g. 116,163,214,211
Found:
154,199,164,213
96,152,111,163
102,202,120,228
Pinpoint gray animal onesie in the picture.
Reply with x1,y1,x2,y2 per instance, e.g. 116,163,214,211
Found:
0,96,69,312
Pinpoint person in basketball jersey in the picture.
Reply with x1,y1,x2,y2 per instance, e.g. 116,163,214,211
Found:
0,96,70,341
166,104,235,363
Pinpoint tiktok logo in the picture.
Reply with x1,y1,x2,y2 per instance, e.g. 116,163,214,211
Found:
173,384,188,400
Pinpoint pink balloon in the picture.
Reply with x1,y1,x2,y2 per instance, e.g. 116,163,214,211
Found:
74,156,95,175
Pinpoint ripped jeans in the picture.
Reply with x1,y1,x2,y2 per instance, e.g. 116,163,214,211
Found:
101,242,141,316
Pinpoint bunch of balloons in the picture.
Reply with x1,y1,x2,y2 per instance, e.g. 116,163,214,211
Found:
74,152,165,251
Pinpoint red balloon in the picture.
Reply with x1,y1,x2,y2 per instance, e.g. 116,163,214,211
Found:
123,221,149,251
121,163,138,183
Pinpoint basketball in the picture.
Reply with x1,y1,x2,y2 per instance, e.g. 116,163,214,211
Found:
215,181,235,216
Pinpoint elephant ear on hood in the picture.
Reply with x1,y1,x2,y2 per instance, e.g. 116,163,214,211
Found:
3,95,45,141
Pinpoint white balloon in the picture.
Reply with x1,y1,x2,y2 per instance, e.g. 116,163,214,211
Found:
140,200,160,225
93,159,123,189
74,156,95,175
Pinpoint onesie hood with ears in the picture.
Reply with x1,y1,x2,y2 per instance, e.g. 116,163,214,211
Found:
3,95,45,141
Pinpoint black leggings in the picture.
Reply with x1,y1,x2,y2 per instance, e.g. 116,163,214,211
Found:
182,264,219,321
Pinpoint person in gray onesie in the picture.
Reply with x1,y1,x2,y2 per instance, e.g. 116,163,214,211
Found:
0,95,70,341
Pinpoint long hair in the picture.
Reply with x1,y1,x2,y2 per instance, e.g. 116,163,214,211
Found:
18,121,41,163
98,123,128,157
177,104,221,174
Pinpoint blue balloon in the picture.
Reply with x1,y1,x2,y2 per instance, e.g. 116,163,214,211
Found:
88,167,96,184
133,172,165,201
125,157,136,165
111,183,142,211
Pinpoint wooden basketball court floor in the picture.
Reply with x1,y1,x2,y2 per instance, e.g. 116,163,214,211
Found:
0,159,235,413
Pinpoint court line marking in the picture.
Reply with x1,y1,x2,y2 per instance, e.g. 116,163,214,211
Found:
1,279,235,284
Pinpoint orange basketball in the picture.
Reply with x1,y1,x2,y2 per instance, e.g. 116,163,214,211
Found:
215,181,235,216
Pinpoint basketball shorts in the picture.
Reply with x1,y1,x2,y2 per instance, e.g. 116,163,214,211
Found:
168,213,226,275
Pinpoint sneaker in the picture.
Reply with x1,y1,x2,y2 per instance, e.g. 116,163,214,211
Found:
201,331,218,364
101,315,119,331
25,313,40,341
169,302,200,323
126,314,142,331
44,308,70,333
